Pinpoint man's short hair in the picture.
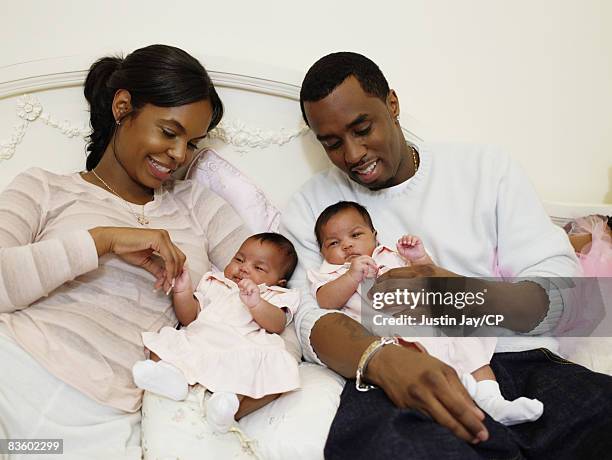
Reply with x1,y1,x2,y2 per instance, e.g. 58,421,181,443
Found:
247,232,298,280
300,52,390,126
314,201,375,248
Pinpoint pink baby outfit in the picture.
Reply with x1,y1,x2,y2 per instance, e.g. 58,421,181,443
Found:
142,272,300,399
308,245,496,375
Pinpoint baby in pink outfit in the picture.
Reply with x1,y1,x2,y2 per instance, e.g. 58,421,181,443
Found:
133,233,300,433
308,201,543,426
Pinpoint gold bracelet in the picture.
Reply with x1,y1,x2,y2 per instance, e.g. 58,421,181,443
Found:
355,337,400,392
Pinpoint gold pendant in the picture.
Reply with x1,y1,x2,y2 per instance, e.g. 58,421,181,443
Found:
137,215,149,226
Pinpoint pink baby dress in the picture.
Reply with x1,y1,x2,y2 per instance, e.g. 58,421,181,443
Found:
142,272,300,398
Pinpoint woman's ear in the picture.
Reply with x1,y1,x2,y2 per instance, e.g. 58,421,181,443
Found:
112,89,133,122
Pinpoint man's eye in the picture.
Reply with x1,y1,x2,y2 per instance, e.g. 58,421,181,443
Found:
355,126,371,136
162,128,176,138
322,140,341,150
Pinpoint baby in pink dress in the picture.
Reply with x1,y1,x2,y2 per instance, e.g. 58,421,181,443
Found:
133,233,300,433
308,201,543,426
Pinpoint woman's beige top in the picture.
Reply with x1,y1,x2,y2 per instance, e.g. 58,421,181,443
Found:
0,168,249,412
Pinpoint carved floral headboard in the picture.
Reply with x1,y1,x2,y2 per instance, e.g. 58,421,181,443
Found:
0,53,607,220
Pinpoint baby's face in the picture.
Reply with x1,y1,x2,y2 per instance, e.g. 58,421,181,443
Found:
320,208,377,264
224,239,287,286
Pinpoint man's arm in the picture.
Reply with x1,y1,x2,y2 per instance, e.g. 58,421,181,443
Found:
375,152,578,333
310,312,489,443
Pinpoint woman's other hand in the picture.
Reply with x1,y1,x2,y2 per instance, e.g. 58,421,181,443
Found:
88,227,186,293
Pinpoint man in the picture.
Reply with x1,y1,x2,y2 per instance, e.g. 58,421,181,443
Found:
280,52,612,459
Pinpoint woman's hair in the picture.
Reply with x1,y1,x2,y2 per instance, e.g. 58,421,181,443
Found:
299,52,390,126
84,44,223,170
314,201,375,248
247,233,298,281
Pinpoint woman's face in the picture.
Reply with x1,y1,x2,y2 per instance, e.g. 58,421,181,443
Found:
114,99,213,190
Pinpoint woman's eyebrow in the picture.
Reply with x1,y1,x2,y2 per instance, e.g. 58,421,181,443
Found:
160,118,186,133
161,118,207,140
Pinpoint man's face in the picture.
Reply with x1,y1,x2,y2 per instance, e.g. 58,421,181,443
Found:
304,76,411,190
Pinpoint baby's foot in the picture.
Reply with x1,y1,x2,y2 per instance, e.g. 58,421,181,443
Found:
206,392,240,433
470,378,543,426
132,360,188,401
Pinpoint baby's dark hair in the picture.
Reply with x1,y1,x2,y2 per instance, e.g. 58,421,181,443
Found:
247,233,298,281
314,201,375,248
300,52,390,126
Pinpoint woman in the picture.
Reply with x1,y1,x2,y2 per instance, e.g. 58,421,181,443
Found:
0,44,249,459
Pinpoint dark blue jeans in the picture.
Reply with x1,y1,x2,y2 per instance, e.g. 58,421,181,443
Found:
325,349,612,459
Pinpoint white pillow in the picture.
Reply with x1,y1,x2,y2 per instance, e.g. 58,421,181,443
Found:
187,148,280,233
141,363,345,460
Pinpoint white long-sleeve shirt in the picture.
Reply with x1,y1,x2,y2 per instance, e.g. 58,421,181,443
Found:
280,143,579,364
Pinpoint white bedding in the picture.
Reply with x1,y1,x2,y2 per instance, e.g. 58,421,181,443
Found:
142,363,345,460
1,54,610,460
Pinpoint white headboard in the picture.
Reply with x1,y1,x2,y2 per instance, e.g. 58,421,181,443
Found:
0,53,609,219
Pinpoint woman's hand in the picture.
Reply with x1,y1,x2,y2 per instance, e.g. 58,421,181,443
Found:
88,226,186,293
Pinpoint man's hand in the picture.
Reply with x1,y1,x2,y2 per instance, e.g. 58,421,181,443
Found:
310,314,489,445
367,343,489,444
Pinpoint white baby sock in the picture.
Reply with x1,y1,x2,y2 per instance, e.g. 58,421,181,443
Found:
132,359,188,401
206,392,240,434
461,374,543,426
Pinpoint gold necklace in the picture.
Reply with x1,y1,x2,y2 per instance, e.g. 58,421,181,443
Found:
410,144,419,174
90,169,150,226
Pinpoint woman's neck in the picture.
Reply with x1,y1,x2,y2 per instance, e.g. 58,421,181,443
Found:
90,152,154,205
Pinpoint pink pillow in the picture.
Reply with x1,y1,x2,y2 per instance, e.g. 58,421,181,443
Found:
186,148,280,233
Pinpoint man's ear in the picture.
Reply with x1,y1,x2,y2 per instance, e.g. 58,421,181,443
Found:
277,279,287,287
386,89,400,120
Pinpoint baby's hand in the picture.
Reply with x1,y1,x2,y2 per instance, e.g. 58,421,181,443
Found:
171,266,193,294
347,256,379,283
238,278,261,308
156,265,192,295
397,235,432,265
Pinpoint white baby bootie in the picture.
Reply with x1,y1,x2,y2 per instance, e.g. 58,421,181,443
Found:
461,373,543,426
132,359,188,401
206,392,240,434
